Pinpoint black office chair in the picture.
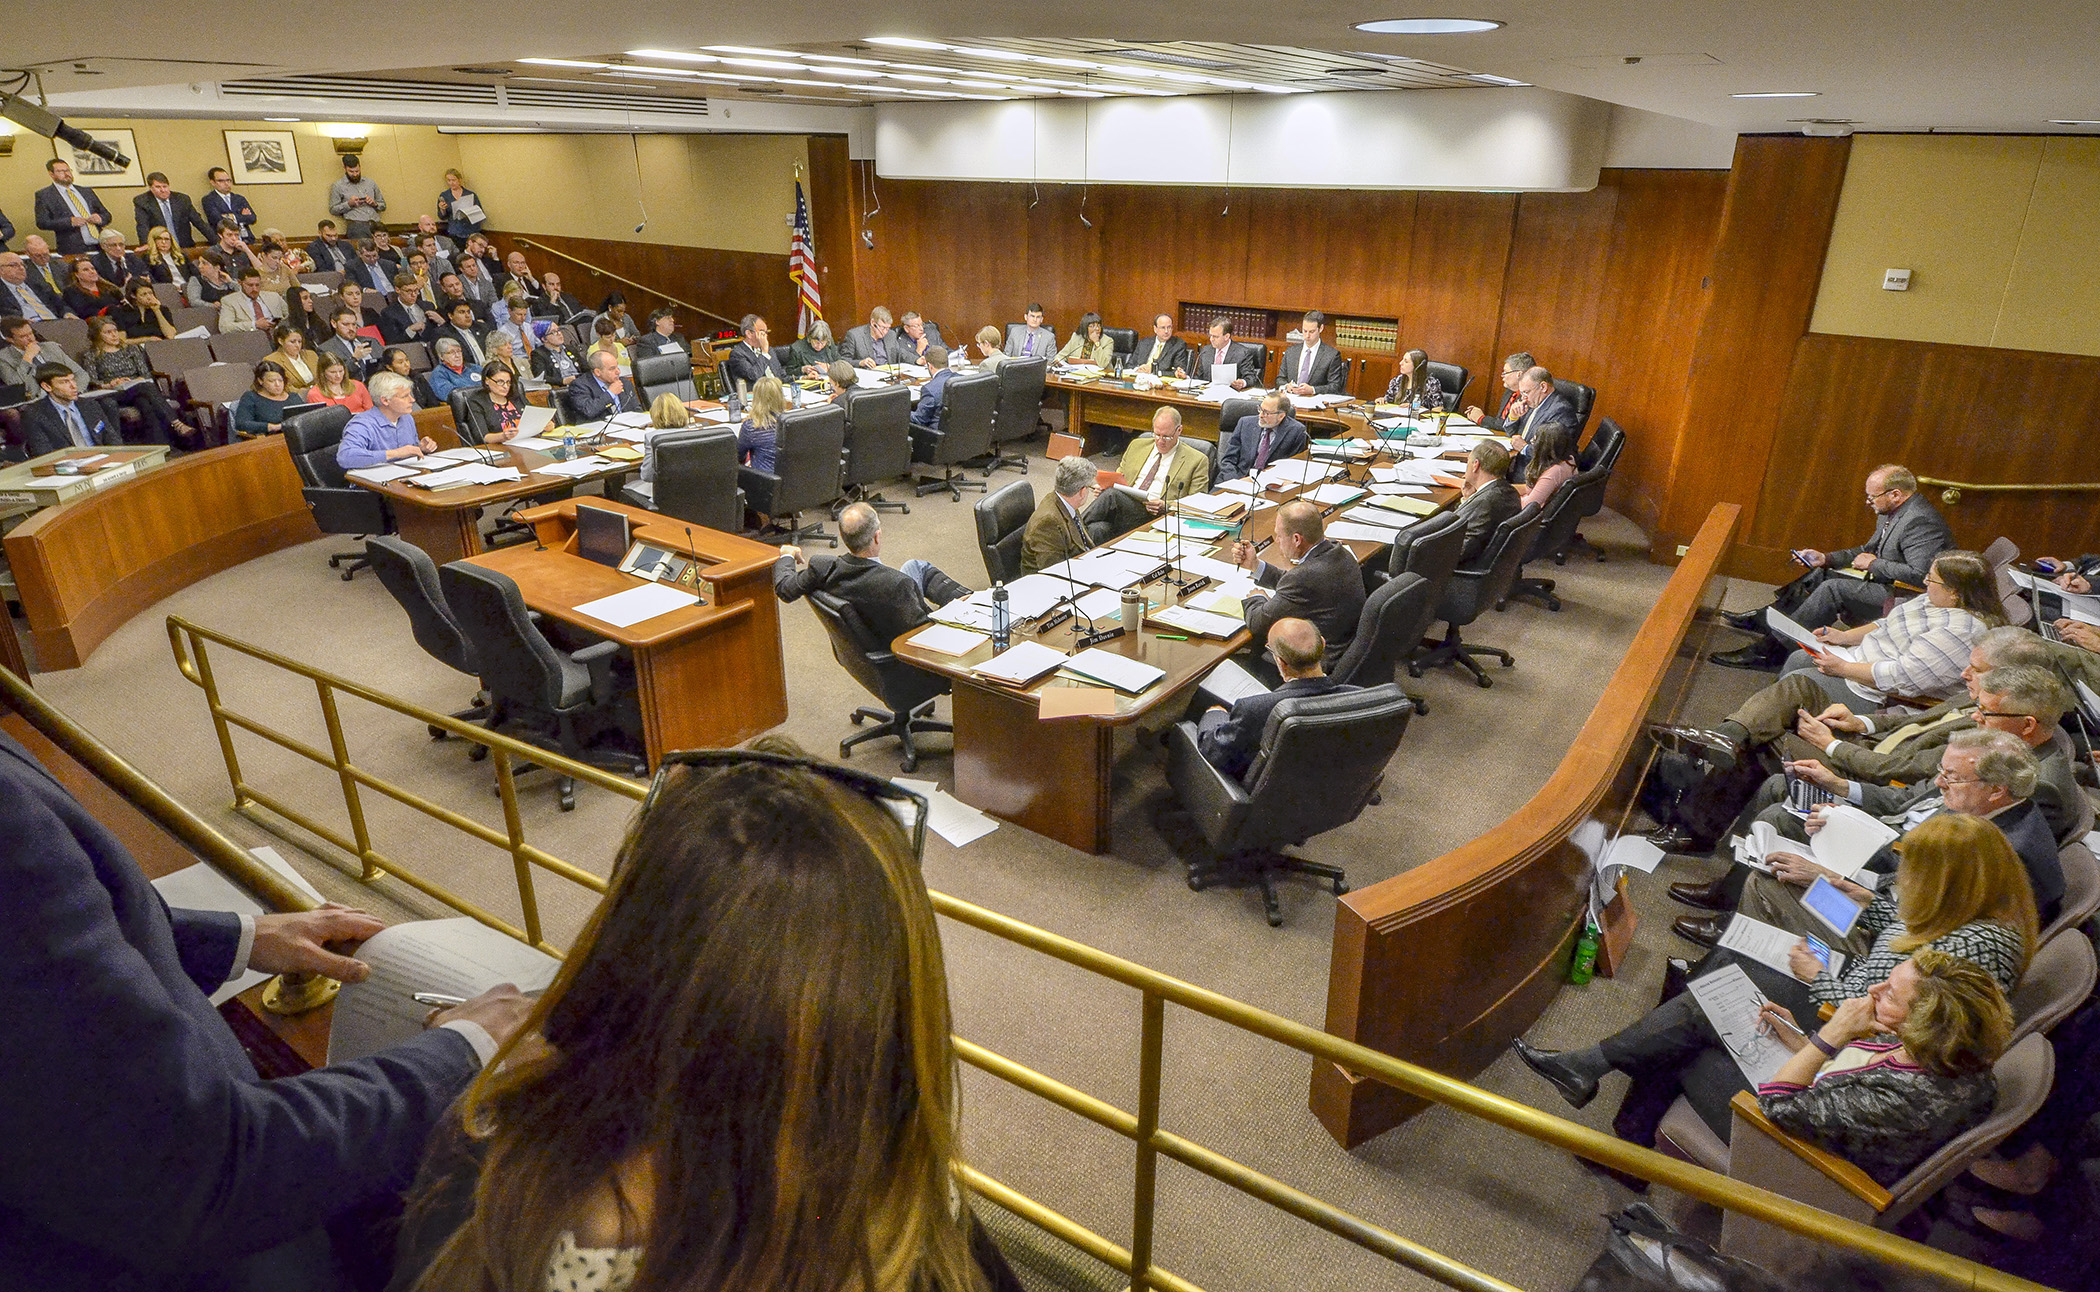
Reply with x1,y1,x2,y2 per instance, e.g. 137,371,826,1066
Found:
1552,378,1597,436
438,561,646,811
1416,504,1544,687
1572,418,1626,560
1425,361,1469,412
1218,397,1261,446
986,355,1048,475
1164,684,1414,926
912,370,996,499
624,425,745,534
770,344,797,374
1103,326,1137,368
282,404,391,581
742,404,847,546
1506,467,1612,611
364,536,489,740
975,479,1035,585
634,351,697,404
1368,508,1466,595
1080,482,1149,545
805,590,953,772
837,384,913,514
1331,573,1435,716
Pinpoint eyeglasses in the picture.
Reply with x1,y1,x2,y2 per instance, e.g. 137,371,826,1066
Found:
1972,710,2029,721
1864,487,1897,502
1933,769,1983,785
1923,574,1946,587
640,748,929,858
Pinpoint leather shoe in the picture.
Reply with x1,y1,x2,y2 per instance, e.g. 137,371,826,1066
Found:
1711,643,1783,672
1646,824,1707,855
1668,879,1731,911
1721,607,1767,632
1512,1038,1599,1110
1673,915,1725,949
1646,723,1742,769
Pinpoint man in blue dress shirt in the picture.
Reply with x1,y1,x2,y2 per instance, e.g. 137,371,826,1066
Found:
337,371,437,469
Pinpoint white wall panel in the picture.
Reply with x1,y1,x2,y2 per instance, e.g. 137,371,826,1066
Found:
1600,104,1737,169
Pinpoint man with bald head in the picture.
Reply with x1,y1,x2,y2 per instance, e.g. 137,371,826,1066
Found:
773,501,971,646
1232,500,1366,658
1197,617,1357,780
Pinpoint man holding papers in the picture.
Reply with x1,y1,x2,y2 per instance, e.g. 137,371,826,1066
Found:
1190,319,1264,390
773,503,969,645
1117,407,1210,513
1231,501,1365,659
1021,456,1100,575
1214,393,1307,485
1195,618,1353,781
337,371,437,469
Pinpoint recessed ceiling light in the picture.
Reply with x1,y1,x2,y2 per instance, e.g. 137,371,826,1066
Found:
264,116,300,122
866,37,948,50
1353,18,1503,34
1732,91,1819,98
2047,118,2100,125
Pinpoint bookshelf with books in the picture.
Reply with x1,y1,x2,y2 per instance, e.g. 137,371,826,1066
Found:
1175,302,1400,356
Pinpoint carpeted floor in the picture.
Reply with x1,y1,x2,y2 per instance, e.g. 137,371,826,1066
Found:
31,440,1782,1292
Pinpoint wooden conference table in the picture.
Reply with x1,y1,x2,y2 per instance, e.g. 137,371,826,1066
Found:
1047,372,1361,455
464,497,788,769
894,420,1477,854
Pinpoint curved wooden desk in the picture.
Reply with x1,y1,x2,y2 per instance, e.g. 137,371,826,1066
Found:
4,438,320,671
1312,503,1740,1149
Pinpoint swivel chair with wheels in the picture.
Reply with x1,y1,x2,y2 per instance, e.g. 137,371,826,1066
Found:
634,350,698,404
364,536,489,740
837,383,913,513
741,403,847,546
1415,503,1544,687
806,590,952,772
1367,509,1466,596
974,479,1035,585
985,355,1048,474
282,404,391,581
1424,361,1469,412
1506,466,1611,611
438,561,647,811
623,426,744,534
1330,574,1434,715
911,370,996,499
1163,684,1414,926
1570,418,1625,562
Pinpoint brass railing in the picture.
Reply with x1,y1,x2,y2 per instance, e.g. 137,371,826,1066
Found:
121,616,2051,1292
505,236,741,333
1917,474,2100,505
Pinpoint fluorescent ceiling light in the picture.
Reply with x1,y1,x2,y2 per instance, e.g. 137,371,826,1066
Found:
950,79,1007,89
811,66,880,78
1036,57,1100,69
2050,118,2100,125
803,53,886,65
889,74,949,84
867,37,948,49
699,45,797,57
263,116,300,121
521,57,610,69
1731,91,1819,98
626,49,719,63
1471,73,1529,86
1353,18,1503,34
952,46,1026,61
719,58,805,71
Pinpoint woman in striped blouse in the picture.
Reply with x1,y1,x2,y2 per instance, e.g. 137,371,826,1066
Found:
1784,550,2005,705
1510,813,2035,1161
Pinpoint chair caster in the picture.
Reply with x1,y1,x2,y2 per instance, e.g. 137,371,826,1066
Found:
328,555,343,568
1265,897,1283,928
838,740,853,759
1476,673,1493,688
1333,879,1350,896
428,724,446,740
467,744,489,762
900,753,919,773
850,712,867,726
341,569,355,582
1502,656,1515,667
1187,873,1206,892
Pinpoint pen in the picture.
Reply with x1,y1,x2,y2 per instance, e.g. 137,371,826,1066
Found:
412,992,467,1008
1157,634,1189,641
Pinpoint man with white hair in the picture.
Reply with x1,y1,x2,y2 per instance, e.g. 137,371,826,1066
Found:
0,252,68,320
337,371,437,469
773,501,970,644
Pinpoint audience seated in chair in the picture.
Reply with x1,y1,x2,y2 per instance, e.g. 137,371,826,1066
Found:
390,739,1022,1292
19,362,121,455
773,501,970,645
1021,455,1100,575
1229,500,1365,660
1198,618,1355,782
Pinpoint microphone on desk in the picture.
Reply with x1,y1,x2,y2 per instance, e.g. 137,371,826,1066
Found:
684,525,701,589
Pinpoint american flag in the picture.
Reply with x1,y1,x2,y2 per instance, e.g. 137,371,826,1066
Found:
789,181,822,337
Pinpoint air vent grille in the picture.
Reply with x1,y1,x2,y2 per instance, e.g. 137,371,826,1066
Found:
505,86,710,115
223,76,499,105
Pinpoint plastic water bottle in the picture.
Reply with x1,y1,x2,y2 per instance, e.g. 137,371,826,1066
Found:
1569,920,1601,985
991,582,1010,652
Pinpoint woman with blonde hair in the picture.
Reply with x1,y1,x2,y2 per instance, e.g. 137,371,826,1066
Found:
140,226,191,301
1513,811,2034,1173
736,374,788,473
632,393,693,504
392,741,1018,1292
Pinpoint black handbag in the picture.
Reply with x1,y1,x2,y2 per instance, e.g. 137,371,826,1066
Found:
1638,750,1765,852
1571,1202,1787,1292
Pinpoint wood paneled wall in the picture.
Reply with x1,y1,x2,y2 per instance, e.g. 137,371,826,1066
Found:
836,165,1725,532
482,230,796,342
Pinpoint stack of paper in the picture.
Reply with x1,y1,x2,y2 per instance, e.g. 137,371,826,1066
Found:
894,777,999,847
1148,605,1243,638
930,599,1001,631
1308,438,1375,459
1368,482,1435,497
572,582,699,628
1363,493,1440,517
1059,647,1165,694
346,463,422,485
1155,514,1238,541
428,446,497,463
1185,586,1249,619
506,436,561,452
1215,478,1263,496
1735,804,1896,880
1304,482,1368,507
1110,528,1178,557
1173,553,1248,582
1178,491,1248,517
1335,506,1411,532
1257,460,1335,489
1287,393,1355,410
908,624,989,656
972,640,1069,686
532,456,616,479
1327,520,1410,545
409,463,524,488
1045,549,1161,589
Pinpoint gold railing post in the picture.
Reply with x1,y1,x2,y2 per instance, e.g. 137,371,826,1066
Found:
183,629,251,809
492,749,543,948
1129,992,1166,1292
313,679,378,880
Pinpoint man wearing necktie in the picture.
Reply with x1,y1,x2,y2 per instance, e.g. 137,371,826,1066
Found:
1216,393,1310,485
0,252,66,321
1132,314,1190,376
1004,304,1056,361
202,168,258,244
1021,455,1102,574
1116,407,1211,515
21,364,117,456
1279,311,1346,397
131,173,214,247
32,158,114,256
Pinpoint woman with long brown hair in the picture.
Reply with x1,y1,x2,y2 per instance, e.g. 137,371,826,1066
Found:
393,741,1018,1292
1383,348,1443,410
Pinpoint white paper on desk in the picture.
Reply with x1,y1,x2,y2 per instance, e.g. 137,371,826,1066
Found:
1179,491,1247,516
969,572,1080,620
930,599,999,631
1688,963,1795,1087
1329,521,1414,545
972,640,1068,686
1149,604,1243,638
410,463,523,488
572,581,698,628
1304,482,1367,506
908,624,989,656
531,456,615,479
606,411,652,431
693,407,735,423
428,446,492,462
1198,657,1270,707
1338,504,1411,530
1185,587,1249,619
506,436,560,452
893,777,999,848
1176,553,1247,583
1156,514,1241,540
1045,550,1155,589
1110,529,1177,556
1060,647,1165,694
152,847,326,1005
1073,587,1126,621
1257,459,1334,488
328,918,561,1063
605,426,655,443
346,464,420,484
1215,477,1262,496
896,363,931,380
1718,914,1848,979
852,369,889,388
1368,482,1435,497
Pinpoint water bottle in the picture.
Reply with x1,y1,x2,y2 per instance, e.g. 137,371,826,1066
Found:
1569,920,1601,985
991,582,1011,651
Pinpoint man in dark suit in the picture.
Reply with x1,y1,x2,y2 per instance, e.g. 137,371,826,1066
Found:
633,308,691,362
20,363,122,455
1129,313,1190,376
1464,352,1533,428
319,306,380,380
344,239,398,296
1277,310,1348,397
722,313,786,392
379,278,434,346
1503,366,1575,455
909,347,954,429
304,220,354,275
436,300,492,369
1190,319,1265,390
1215,393,1308,484
20,235,74,299
773,501,970,645
500,251,541,302
534,271,589,325
87,230,149,291
560,351,645,424
0,206,14,250
1454,440,1521,565
0,728,531,1290
200,166,258,243
1232,500,1366,658
0,251,70,320
32,157,115,255
1021,455,1101,574
1197,617,1355,781
131,172,214,246
1716,462,1956,668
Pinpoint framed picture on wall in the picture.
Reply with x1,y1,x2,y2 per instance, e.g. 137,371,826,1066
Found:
55,129,144,188
223,129,303,185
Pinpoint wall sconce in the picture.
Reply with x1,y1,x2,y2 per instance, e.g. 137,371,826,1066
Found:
318,123,371,154
0,136,14,157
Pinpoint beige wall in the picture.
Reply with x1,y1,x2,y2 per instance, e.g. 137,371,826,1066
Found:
2,116,809,258
1811,133,2100,357
0,119,460,244
455,132,808,255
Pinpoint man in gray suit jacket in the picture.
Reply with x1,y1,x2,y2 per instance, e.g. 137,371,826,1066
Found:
1215,393,1308,484
1003,303,1058,361
1455,441,1522,565
1717,463,1955,667
844,306,907,367
1276,311,1348,396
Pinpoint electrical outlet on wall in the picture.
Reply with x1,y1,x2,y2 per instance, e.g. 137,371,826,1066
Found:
1882,268,1912,291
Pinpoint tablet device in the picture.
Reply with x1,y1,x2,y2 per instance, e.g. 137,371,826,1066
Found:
1802,875,1865,939
1803,934,1833,970
575,503,631,568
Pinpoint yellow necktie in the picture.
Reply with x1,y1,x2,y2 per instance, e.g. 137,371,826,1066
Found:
1871,707,1972,754
62,186,87,218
